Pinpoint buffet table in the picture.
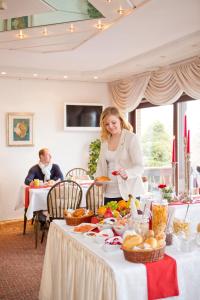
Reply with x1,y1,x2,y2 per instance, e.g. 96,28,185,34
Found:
39,220,200,300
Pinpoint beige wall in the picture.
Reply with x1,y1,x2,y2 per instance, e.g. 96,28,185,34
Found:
0,78,110,221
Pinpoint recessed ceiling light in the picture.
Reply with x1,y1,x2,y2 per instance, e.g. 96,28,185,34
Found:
1,71,6,75
69,24,75,33
95,20,104,30
64,75,68,79
42,27,48,36
117,6,125,15
93,76,98,80
33,73,38,77
17,30,25,39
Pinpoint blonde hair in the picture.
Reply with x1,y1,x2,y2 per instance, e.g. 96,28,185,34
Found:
100,106,133,140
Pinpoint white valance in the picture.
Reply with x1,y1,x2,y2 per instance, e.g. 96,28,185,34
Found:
109,57,200,112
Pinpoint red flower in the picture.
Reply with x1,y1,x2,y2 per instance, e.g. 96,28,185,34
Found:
158,184,167,189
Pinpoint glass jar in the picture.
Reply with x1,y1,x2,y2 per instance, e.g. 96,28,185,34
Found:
152,200,168,234
173,218,190,237
131,215,149,236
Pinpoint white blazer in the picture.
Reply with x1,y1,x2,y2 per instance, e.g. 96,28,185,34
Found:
95,129,145,200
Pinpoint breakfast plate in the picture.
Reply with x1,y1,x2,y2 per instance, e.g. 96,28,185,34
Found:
72,223,97,234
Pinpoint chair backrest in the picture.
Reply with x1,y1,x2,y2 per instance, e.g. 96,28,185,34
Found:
47,180,82,220
86,183,104,214
66,168,89,179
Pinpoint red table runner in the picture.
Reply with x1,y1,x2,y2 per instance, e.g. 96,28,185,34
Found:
145,254,179,300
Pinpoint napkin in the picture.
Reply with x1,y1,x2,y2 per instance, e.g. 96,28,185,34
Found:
145,254,179,300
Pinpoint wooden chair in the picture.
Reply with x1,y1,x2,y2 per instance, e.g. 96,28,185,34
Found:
86,183,104,214
35,180,82,248
66,168,89,179
47,180,82,221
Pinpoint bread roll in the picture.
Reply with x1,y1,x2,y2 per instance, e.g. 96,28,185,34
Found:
197,223,200,233
144,237,158,249
155,232,166,240
146,230,155,238
123,235,143,250
157,239,166,248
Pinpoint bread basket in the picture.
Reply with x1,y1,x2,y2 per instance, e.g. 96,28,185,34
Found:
122,246,165,263
64,211,94,226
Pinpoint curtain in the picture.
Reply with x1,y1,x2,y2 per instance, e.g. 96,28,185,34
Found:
109,57,200,112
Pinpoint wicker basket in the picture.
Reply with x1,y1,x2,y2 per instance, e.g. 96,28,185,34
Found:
122,246,165,263
64,211,94,226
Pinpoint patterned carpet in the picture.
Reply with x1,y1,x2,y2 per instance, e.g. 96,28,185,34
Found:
0,221,46,300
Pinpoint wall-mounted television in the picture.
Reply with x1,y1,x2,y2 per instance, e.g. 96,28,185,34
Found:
64,103,103,131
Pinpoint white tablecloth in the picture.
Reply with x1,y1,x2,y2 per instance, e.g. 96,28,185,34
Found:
15,184,92,220
39,220,200,300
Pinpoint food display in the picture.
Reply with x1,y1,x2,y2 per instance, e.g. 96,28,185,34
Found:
73,223,96,233
173,218,190,236
152,201,168,234
64,208,94,226
97,199,132,219
122,229,166,263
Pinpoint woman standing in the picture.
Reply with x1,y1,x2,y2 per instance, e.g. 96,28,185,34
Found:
95,106,144,204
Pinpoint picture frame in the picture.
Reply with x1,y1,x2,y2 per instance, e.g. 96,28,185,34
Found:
7,113,34,146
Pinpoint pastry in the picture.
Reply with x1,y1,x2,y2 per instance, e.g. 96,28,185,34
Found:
197,223,200,233
144,237,158,249
73,208,85,217
123,234,143,250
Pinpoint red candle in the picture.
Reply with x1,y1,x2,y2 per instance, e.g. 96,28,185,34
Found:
172,136,176,162
187,130,190,153
184,114,187,138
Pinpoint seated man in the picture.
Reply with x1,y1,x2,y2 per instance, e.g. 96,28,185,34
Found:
24,148,64,185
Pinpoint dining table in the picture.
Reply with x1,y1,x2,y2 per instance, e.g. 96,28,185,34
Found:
39,219,200,300
15,180,94,220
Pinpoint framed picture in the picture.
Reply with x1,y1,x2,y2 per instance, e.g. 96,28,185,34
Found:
7,113,34,146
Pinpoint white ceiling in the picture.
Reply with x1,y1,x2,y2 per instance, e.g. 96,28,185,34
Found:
0,0,199,82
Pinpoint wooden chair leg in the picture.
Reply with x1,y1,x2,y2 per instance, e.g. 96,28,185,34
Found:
41,229,45,244
23,208,28,235
34,213,39,249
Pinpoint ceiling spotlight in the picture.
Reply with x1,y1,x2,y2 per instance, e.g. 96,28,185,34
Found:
117,6,125,15
106,0,112,2
69,24,75,33
1,71,6,75
95,20,104,30
17,30,25,39
33,73,38,77
63,75,68,79
42,27,48,36
93,76,98,80
0,0,7,10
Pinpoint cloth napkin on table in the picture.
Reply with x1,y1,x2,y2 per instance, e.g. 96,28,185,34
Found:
145,254,179,300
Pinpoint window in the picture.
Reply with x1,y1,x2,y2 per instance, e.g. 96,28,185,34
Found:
135,104,173,191
130,95,200,194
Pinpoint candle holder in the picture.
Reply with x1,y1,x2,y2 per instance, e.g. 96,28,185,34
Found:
183,150,192,203
171,161,177,194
